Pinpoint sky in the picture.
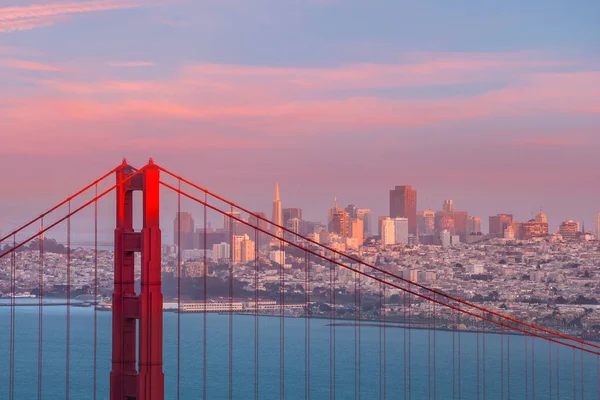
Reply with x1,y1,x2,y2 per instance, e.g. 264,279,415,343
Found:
0,0,599,238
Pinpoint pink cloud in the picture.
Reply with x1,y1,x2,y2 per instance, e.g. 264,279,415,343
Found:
0,54,598,155
0,58,63,71
106,61,154,68
0,0,171,33
0,15,69,33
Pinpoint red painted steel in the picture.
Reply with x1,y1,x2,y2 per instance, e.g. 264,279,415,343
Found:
110,160,164,400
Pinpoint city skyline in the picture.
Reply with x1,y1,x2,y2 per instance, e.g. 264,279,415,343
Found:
0,1,598,233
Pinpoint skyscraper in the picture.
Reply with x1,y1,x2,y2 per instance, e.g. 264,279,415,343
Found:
489,214,513,237
282,208,302,226
467,216,482,234
345,204,358,219
350,218,364,244
390,185,417,235
173,212,194,250
443,200,453,212
381,217,395,246
393,217,409,244
356,208,372,237
272,182,283,239
329,209,350,238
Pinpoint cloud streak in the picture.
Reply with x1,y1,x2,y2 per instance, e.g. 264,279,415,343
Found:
0,58,63,71
0,0,164,33
106,61,154,68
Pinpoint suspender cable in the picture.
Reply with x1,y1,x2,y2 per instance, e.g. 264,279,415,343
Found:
279,236,284,400
255,229,259,400
354,270,358,400
573,348,576,400
525,330,529,400
433,296,437,400
548,340,552,400
507,329,510,400
229,206,234,400
482,312,486,400
555,344,559,400
501,328,504,400
357,268,361,399
329,260,335,400
9,235,16,400
383,278,387,400
93,184,98,400
408,291,412,400
66,201,71,399
38,217,44,400
428,301,431,400
177,181,181,400
476,317,480,400
580,350,584,399
203,192,207,400
403,290,407,399
531,336,535,399
458,307,461,400
305,251,310,400
378,280,383,400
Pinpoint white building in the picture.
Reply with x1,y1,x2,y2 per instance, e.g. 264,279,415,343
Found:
393,217,409,245
440,230,451,248
381,217,395,246
212,242,230,262
269,250,285,265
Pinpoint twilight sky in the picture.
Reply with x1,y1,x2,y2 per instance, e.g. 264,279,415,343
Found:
0,0,599,238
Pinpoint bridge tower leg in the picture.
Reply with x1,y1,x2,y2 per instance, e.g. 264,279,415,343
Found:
110,160,164,400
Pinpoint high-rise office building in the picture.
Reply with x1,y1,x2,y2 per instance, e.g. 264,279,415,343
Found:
350,218,364,244
381,217,395,246
559,220,579,240
467,216,482,234
285,217,302,244
223,211,241,234
173,212,195,250
329,209,350,238
390,185,417,235
393,217,409,244
345,204,358,219
443,200,453,212
328,196,343,223
282,208,302,226
356,208,372,237
418,209,435,235
272,182,283,239
489,214,513,237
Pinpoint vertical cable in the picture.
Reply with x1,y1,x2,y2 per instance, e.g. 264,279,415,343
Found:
10,235,16,400
229,206,234,400
203,192,207,400
507,327,510,400
403,290,407,399
482,312,486,400
580,350,584,400
501,327,504,400
38,217,44,400
279,237,284,400
525,331,529,400
556,344,559,400
177,182,181,400
66,201,71,400
353,270,357,398
332,261,336,400
357,268,360,399
531,336,535,399
573,348,576,400
254,229,259,400
304,252,310,400
329,260,333,400
408,291,412,400
378,279,382,400
457,309,461,400
452,308,455,400
548,340,552,400
428,301,431,400
476,317,480,400
93,184,98,400
433,296,436,400
382,278,387,400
